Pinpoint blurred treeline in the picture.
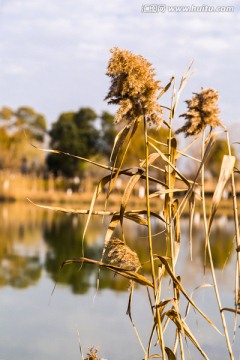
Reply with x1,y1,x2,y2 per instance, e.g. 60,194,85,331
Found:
0,105,237,180
0,106,116,178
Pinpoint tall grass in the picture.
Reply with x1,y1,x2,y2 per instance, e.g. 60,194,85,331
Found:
32,49,239,359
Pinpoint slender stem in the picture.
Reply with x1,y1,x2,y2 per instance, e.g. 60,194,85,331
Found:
166,80,185,358
168,82,175,271
167,144,174,272
144,117,156,289
201,132,234,360
178,330,185,360
143,116,166,360
226,130,240,306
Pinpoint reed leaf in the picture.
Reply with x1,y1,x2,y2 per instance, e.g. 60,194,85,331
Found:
158,256,220,333
125,210,165,225
120,168,144,225
208,155,235,232
172,200,180,244
175,135,201,161
120,152,165,225
147,320,158,359
126,286,147,356
172,199,180,265
166,309,209,360
149,188,187,198
124,213,148,226
221,308,240,315
32,142,169,188
157,298,174,314
149,141,190,188
28,199,163,227
158,77,174,99
108,118,140,199
104,215,121,248
177,131,217,217
61,257,153,287
189,192,195,261
27,198,114,216
165,347,177,360
172,61,193,119
140,152,161,168
110,123,132,163
98,216,122,297
148,355,162,359
185,284,213,318
82,168,163,250
82,174,115,251
32,144,114,172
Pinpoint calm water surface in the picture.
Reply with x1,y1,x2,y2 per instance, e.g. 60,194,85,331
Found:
0,202,239,360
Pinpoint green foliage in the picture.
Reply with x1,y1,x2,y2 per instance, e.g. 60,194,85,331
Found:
47,107,100,177
74,107,97,128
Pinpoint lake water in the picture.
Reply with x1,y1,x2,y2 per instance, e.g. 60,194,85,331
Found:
0,202,240,360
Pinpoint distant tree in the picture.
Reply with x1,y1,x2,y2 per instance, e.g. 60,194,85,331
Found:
0,106,46,141
47,112,78,177
0,106,12,120
0,106,47,171
0,127,11,169
206,139,236,178
47,107,99,177
74,107,99,155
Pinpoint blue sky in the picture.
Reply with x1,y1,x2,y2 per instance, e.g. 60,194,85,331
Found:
0,0,239,138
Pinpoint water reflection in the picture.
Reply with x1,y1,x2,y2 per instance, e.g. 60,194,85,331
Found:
0,203,236,292
0,203,45,288
0,203,239,360
190,215,234,269
205,222,234,268
0,254,41,288
44,213,106,294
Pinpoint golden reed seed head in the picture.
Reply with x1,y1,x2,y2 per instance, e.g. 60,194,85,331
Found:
105,48,163,128
103,237,141,271
176,88,223,137
84,347,100,360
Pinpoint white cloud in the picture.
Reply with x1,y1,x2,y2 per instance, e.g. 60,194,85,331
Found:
0,0,239,128
3,63,27,75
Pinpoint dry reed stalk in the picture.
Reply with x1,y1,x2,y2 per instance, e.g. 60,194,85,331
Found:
201,132,234,360
175,85,236,359
30,49,240,359
143,115,166,360
225,130,240,307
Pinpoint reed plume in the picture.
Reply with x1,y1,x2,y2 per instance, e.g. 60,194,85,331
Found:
84,347,101,360
105,47,163,127
176,88,223,137
103,237,141,271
